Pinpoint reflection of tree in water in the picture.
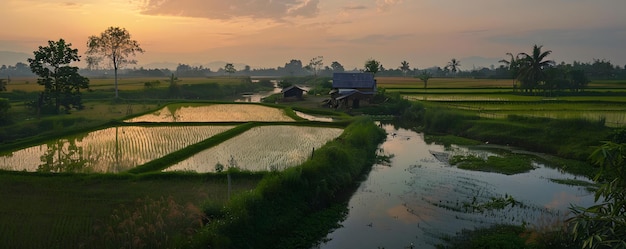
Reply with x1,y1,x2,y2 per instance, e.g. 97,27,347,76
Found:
37,135,96,173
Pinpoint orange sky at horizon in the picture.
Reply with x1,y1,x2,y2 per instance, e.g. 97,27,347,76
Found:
1,0,625,70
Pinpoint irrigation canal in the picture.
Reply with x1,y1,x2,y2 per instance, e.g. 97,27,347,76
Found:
316,124,596,248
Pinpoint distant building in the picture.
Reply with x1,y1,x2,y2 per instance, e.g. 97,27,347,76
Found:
281,85,307,100
329,72,377,108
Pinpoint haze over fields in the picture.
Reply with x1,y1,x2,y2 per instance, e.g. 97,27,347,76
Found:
1,0,625,70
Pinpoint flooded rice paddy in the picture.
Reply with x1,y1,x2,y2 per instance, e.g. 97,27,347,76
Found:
0,126,234,173
166,125,343,172
1,103,343,173
318,124,596,249
125,104,294,122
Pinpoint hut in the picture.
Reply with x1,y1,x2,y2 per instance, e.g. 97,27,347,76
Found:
329,72,377,108
281,85,307,100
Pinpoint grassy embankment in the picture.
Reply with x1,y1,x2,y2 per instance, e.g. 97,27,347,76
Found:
189,117,386,249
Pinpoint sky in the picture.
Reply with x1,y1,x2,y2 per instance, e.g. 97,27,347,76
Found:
1,0,625,70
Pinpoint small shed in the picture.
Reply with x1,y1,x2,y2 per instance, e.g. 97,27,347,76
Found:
330,72,377,109
332,72,377,91
281,85,307,100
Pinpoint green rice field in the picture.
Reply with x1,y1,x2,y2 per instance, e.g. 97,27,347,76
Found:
375,77,626,127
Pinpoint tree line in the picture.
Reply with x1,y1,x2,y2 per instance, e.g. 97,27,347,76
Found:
2,24,626,115
2,47,625,82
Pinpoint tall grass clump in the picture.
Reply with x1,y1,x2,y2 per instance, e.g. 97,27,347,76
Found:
84,196,205,249
191,117,386,249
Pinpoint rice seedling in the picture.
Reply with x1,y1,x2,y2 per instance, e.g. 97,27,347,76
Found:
125,104,294,122
166,125,344,172
0,125,234,173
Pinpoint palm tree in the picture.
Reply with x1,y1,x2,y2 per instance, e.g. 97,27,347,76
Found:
517,45,554,93
499,52,522,90
445,58,461,76
400,60,410,77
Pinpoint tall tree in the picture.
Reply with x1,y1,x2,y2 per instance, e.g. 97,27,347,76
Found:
364,59,380,75
418,71,432,89
284,59,303,76
307,56,324,77
28,39,89,113
330,61,345,72
400,60,410,77
499,52,522,90
445,58,461,76
517,45,554,92
224,63,236,77
85,56,102,71
86,27,144,98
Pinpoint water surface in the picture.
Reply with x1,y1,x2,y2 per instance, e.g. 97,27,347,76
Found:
318,125,596,249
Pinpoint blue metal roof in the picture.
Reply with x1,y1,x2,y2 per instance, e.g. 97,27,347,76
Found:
332,73,376,89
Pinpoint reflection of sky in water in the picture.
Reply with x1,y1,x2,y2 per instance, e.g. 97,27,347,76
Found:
125,104,293,122
0,126,233,173
318,125,597,249
166,126,342,173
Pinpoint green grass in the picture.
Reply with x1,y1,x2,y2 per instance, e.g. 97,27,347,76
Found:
0,171,262,249
449,153,536,175
424,134,484,147
549,178,598,192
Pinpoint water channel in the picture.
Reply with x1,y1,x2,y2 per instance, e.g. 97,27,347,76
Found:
317,124,597,249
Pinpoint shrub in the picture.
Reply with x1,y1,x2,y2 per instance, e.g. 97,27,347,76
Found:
0,98,10,124
87,196,205,249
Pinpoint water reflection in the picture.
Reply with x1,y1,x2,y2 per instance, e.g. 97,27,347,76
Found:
37,136,96,173
318,125,597,249
125,104,294,122
0,126,233,173
294,111,335,122
235,80,282,103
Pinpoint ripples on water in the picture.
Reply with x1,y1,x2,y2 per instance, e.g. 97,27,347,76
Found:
318,125,596,249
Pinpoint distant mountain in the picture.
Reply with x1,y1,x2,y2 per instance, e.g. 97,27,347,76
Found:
0,51,29,66
141,62,179,70
458,56,501,70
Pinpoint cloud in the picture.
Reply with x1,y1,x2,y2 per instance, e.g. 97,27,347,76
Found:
62,2,81,7
347,33,413,44
342,4,368,12
488,26,626,49
136,0,320,20
376,0,402,12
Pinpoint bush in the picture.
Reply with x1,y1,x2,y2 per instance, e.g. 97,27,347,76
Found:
424,107,478,134
0,98,10,124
